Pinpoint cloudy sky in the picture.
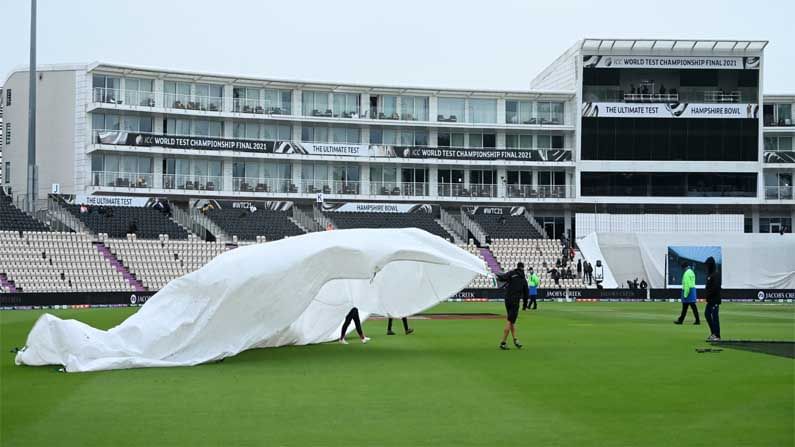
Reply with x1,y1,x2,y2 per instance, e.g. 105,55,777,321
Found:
2,0,793,92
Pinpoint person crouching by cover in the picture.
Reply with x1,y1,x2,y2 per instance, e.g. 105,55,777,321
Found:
339,307,370,344
674,262,700,325
496,262,528,350
387,317,414,335
703,256,721,341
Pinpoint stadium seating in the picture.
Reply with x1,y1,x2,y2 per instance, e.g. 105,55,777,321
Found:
0,231,132,292
327,212,455,240
472,213,544,239
489,238,586,288
457,242,494,288
0,191,50,232
204,208,305,241
103,234,230,290
67,205,189,239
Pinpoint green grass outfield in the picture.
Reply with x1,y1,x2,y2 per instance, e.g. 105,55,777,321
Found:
1,302,793,446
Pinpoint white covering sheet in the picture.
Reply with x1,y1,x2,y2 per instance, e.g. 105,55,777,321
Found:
579,232,795,289
16,229,487,372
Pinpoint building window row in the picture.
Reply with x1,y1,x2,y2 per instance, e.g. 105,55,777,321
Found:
91,74,564,125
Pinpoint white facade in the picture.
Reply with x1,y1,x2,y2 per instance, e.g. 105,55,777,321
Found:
1,39,793,233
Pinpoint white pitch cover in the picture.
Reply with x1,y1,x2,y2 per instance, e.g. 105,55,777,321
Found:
15,228,487,372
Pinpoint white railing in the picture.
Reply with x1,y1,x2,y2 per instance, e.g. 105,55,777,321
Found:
701,90,742,103
233,177,294,193
299,180,361,195
623,93,680,103
305,108,360,119
232,98,291,115
163,92,223,112
91,171,153,189
162,174,222,191
93,87,156,107
765,186,794,200
370,181,401,196
505,184,572,199
437,183,498,198
439,207,466,241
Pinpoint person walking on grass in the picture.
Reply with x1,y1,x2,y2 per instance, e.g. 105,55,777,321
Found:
674,262,700,325
387,317,414,335
496,262,528,350
526,267,540,310
703,256,722,341
339,307,370,344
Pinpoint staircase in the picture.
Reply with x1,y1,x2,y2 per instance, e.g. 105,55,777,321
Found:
0,273,18,293
479,247,502,274
94,242,146,292
435,218,463,244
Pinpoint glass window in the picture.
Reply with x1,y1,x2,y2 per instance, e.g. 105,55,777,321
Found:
437,97,465,122
400,96,429,121
193,120,210,136
505,100,533,124
332,93,360,118
208,121,222,137
379,95,398,119
468,99,497,124
303,91,330,116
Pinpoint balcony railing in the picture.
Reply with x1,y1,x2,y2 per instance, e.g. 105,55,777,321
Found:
504,114,565,125
765,186,794,200
162,174,222,191
233,98,291,115
583,86,757,104
306,108,361,119
164,92,222,112
93,87,155,107
91,171,153,188
234,177,295,193
505,184,571,199
437,183,498,198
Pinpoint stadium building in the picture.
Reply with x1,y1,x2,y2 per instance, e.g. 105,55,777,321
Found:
1,39,793,235
0,38,794,295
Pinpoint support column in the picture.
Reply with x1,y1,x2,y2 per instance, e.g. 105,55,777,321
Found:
222,157,233,192
752,207,760,233
428,165,438,198
497,166,507,198
360,162,370,196
153,155,163,189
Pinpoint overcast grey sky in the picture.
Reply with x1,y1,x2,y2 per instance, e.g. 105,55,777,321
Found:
2,0,793,92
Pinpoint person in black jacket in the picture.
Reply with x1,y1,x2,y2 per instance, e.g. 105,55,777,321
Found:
496,262,528,350
703,256,722,341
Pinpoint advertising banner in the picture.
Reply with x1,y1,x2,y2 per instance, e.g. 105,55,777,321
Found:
764,151,795,163
74,194,153,207
582,102,759,119
382,146,572,162
465,206,526,216
96,131,368,156
96,132,572,162
583,55,760,70
321,202,433,214
0,292,156,308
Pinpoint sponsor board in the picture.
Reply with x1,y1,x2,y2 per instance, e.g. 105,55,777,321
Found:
74,194,152,207
322,202,434,214
0,292,156,307
95,132,572,162
582,102,758,119
583,55,759,70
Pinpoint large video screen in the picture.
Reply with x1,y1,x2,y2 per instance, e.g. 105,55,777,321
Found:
667,246,722,287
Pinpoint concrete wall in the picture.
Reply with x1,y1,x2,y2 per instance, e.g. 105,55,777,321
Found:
2,69,77,199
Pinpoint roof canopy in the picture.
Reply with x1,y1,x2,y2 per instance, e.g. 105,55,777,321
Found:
581,38,767,55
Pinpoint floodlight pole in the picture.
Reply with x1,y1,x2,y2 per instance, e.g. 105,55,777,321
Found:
27,0,37,211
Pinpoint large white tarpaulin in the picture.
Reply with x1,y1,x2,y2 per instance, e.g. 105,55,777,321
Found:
15,228,487,372
579,232,795,289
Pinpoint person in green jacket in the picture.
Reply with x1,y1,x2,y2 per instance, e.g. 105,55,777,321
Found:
674,262,700,325
525,267,540,310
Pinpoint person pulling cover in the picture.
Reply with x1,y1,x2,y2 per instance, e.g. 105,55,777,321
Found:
703,256,721,341
387,317,414,335
496,262,528,350
339,307,371,344
674,262,700,325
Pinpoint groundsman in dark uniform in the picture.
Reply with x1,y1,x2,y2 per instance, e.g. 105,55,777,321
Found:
496,262,528,350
